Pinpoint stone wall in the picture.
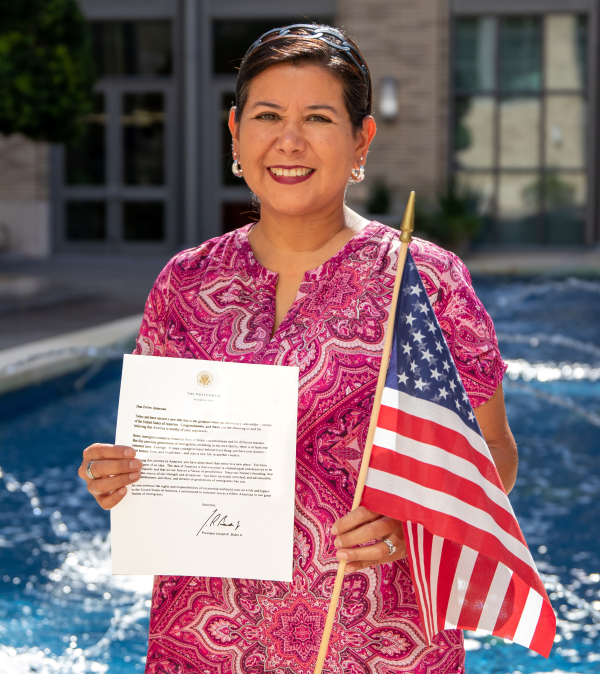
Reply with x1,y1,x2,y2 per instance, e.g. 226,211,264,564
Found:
338,0,450,215
0,134,50,257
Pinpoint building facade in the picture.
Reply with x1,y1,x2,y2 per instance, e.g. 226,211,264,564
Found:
0,0,597,257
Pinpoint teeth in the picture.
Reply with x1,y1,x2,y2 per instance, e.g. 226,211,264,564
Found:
269,167,313,177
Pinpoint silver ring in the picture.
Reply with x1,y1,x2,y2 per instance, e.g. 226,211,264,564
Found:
381,537,396,556
86,460,97,480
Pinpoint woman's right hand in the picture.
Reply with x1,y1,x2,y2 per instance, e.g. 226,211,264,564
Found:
78,443,143,510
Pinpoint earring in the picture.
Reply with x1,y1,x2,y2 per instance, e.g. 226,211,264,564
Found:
232,156,243,178
350,163,365,182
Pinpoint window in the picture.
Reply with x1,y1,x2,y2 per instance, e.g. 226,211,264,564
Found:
65,201,106,241
91,21,172,76
65,93,106,185
123,202,165,241
122,93,165,186
453,14,588,245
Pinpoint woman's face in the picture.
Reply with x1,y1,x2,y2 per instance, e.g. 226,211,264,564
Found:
229,63,376,220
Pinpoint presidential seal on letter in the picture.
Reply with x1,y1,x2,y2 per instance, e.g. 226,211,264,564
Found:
197,371,213,387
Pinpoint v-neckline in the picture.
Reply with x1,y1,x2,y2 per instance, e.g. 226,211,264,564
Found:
236,221,380,343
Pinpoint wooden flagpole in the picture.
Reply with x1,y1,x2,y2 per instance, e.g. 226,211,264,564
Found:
313,191,415,674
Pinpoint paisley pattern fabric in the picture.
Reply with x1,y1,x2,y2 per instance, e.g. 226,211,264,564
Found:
134,222,506,674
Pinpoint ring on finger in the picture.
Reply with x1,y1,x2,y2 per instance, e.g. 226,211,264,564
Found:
86,460,97,480
381,537,396,556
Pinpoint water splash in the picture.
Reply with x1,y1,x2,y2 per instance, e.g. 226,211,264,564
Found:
0,462,69,536
465,565,600,665
498,333,600,361
0,461,151,672
505,360,600,383
504,381,600,428
495,278,600,309
0,644,108,673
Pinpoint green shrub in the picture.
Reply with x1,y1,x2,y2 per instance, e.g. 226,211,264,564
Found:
415,181,482,251
366,178,392,215
0,0,96,142
522,172,576,209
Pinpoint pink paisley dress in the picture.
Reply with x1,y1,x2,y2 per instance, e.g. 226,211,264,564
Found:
134,221,506,674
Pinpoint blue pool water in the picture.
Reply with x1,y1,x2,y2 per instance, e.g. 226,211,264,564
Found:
0,276,599,673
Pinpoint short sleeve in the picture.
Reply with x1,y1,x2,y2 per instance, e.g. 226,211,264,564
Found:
411,238,507,408
133,257,177,357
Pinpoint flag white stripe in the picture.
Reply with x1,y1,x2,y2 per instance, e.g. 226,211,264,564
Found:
381,387,491,459
444,546,479,629
365,468,536,570
512,589,544,648
417,524,434,640
430,534,443,635
476,563,513,634
406,522,431,640
373,427,512,514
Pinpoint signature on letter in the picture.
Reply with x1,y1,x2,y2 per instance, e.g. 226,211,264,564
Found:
197,508,241,535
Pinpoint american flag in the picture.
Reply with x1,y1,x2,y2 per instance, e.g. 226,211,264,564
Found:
360,252,555,657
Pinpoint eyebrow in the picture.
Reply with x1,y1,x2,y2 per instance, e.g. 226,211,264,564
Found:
250,101,341,115
306,104,339,114
251,101,282,109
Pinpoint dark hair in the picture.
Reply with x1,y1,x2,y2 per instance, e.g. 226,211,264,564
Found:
234,24,372,132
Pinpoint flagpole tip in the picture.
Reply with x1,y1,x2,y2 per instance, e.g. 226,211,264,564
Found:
400,191,415,244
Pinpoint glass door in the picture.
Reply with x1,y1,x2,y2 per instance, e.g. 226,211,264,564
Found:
53,20,177,252
117,85,173,247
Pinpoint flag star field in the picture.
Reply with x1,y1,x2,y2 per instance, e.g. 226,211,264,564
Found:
387,257,478,431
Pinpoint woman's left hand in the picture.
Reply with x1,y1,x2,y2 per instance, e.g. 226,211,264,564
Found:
331,506,407,573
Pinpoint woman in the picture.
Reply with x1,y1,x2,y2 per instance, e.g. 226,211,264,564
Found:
79,25,517,674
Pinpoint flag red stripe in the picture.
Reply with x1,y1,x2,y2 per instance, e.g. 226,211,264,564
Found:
369,444,525,543
493,573,531,640
457,554,498,630
529,600,557,658
378,403,505,492
435,538,463,630
361,485,547,599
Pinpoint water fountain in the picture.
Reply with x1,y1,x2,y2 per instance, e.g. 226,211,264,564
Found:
0,275,598,673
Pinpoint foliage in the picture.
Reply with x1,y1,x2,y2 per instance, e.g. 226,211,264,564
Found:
454,98,472,152
415,181,482,250
522,172,576,209
366,178,392,215
0,0,96,143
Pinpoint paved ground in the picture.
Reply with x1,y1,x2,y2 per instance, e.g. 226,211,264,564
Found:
464,248,600,277
0,246,598,351
0,253,170,350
